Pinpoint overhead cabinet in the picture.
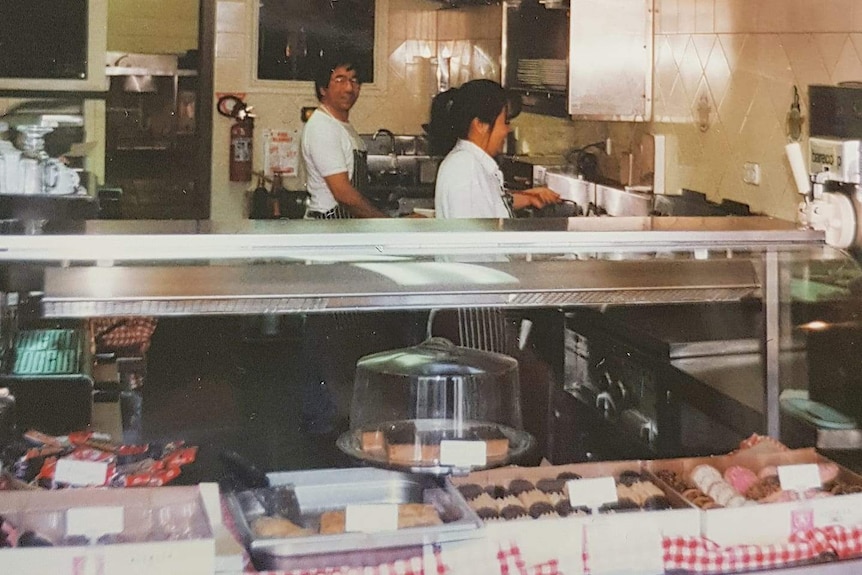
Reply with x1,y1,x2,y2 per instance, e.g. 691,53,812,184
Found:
568,0,653,120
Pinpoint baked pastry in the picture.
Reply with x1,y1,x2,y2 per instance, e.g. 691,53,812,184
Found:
536,478,566,494
484,484,507,499
397,503,443,529
724,466,758,495
457,483,485,500
617,470,644,487
361,430,385,453
373,422,510,465
556,471,582,481
654,469,693,493
507,479,535,496
475,506,500,520
252,516,313,538
745,476,781,501
319,510,347,535
690,464,723,493
528,502,555,518
499,504,528,520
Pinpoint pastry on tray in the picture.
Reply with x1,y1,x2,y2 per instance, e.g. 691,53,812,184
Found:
251,516,313,538
360,421,510,466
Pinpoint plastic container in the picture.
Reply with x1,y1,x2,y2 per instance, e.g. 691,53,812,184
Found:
337,338,534,474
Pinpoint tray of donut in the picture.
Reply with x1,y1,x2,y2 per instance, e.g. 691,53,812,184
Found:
646,447,862,547
449,459,701,571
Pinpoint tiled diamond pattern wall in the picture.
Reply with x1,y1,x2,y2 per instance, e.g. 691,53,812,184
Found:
653,0,862,221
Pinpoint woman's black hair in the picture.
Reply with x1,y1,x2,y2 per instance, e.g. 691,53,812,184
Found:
423,79,518,157
313,52,360,102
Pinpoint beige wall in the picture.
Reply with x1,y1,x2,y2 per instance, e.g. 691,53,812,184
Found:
210,0,862,223
107,0,199,54
652,0,862,221
211,0,502,223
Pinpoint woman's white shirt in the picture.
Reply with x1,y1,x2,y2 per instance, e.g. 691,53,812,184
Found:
435,139,510,219
301,107,366,213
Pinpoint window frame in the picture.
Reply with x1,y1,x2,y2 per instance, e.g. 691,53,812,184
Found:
249,0,389,96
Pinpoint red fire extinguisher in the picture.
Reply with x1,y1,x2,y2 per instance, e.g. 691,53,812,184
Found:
218,95,256,182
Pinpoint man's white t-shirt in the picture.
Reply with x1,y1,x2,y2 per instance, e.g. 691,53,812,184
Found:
434,139,511,219
301,107,366,213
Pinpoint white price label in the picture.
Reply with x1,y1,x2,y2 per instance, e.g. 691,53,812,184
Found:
567,477,617,510
67,506,124,539
345,504,398,533
54,459,109,486
778,464,822,492
440,440,487,467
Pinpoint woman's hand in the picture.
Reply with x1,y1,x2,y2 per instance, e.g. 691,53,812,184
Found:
511,186,562,211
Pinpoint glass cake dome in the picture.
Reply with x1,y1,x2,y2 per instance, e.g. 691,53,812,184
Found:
337,338,534,474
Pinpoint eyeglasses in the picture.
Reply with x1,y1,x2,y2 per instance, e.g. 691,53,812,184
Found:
332,75,361,87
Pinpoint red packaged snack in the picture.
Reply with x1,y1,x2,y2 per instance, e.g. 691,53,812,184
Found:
161,446,198,468
119,466,180,487
23,430,62,448
67,431,93,445
23,445,65,461
68,447,115,463
35,457,58,482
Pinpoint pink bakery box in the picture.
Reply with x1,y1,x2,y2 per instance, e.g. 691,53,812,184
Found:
647,448,862,547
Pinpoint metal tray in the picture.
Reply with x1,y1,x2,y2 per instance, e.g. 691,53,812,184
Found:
225,467,483,570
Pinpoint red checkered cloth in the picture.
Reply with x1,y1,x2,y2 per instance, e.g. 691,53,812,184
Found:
662,529,834,573
493,542,561,575
822,525,862,560
90,317,158,356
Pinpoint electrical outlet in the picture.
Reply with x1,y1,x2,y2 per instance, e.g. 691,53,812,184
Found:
743,162,761,186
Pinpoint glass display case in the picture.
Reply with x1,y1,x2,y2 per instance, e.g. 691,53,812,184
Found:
0,215,861,472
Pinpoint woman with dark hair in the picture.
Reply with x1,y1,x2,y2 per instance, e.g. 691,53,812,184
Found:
427,79,560,218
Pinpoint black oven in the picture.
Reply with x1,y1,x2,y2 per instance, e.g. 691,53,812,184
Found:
555,306,765,463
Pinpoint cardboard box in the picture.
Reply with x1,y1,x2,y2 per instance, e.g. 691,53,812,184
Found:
647,448,862,546
451,461,701,575
0,485,216,575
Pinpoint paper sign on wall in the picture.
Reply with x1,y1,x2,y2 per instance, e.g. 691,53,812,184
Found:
263,129,300,176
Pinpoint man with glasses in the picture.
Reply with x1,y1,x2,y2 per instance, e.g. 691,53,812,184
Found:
301,54,387,219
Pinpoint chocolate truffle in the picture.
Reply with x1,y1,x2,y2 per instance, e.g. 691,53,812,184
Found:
484,484,507,499
557,471,582,481
554,500,574,517
500,505,528,520
507,479,535,496
617,470,644,487
458,483,485,501
475,507,500,520
528,502,555,519
536,478,566,494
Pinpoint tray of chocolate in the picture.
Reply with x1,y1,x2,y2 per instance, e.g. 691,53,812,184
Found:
337,419,534,475
449,458,706,524
225,467,482,570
